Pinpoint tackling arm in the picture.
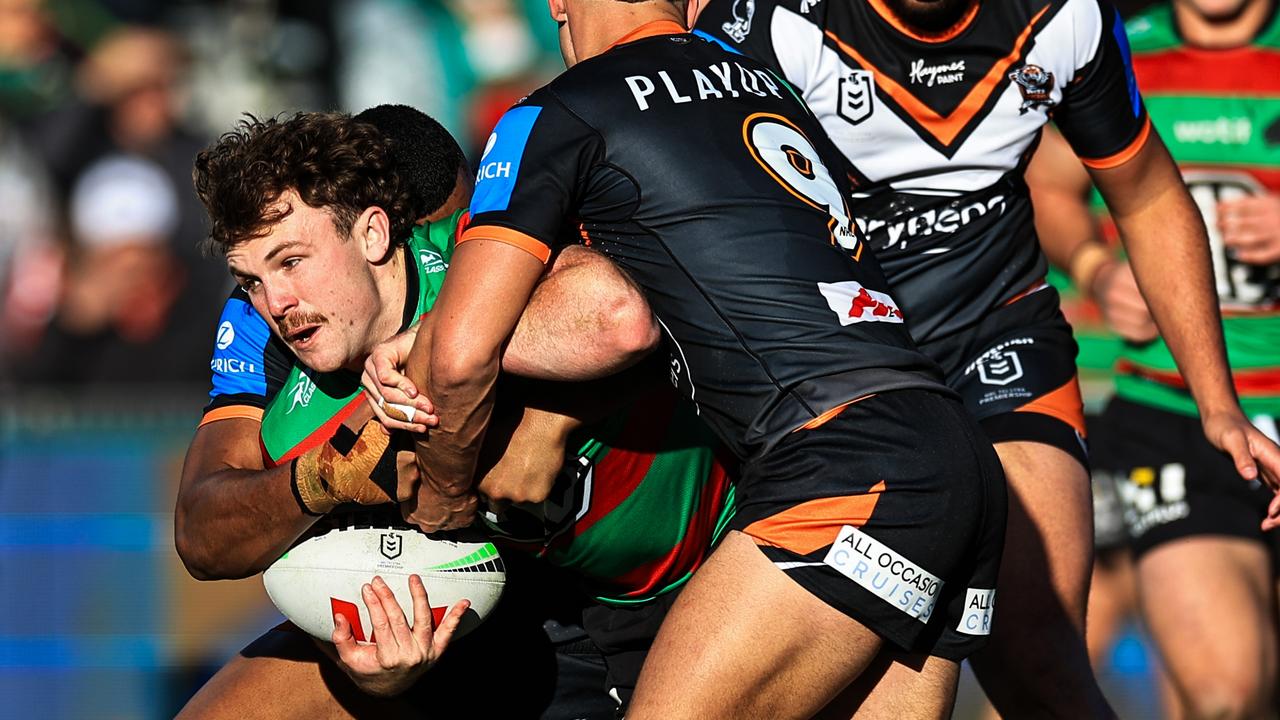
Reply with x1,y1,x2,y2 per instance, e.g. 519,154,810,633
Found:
403,237,546,531
1027,128,1157,343
1091,132,1280,491
174,418,315,580
503,245,660,380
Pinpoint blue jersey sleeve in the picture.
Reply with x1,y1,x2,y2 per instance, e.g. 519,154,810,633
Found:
201,288,289,422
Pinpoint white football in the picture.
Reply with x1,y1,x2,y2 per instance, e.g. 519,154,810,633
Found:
263,527,506,642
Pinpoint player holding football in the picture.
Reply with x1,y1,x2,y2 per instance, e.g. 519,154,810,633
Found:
694,0,1280,715
177,107,731,716
1028,0,1280,715
403,0,1007,716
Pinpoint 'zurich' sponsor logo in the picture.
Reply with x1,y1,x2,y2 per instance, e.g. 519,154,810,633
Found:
216,321,235,350
471,106,543,215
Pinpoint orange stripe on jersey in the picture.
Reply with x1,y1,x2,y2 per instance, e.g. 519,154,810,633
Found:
459,225,552,264
605,19,687,51
794,393,877,431
743,480,887,555
1002,279,1049,307
1015,376,1086,437
826,4,1049,147
199,405,263,427
865,0,980,43
1080,117,1152,170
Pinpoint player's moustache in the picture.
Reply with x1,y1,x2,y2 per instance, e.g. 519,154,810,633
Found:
280,311,328,338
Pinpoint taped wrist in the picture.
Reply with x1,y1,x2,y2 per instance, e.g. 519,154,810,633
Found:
1068,242,1111,296
291,420,396,515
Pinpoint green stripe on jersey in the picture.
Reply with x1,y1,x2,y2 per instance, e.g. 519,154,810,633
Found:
1112,10,1280,416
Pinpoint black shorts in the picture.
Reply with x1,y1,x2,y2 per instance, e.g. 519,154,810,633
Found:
730,389,1007,661
1101,397,1280,567
918,286,1088,467
580,590,682,714
1085,413,1131,552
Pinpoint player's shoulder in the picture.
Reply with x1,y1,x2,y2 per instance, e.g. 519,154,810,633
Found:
1121,4,1180,53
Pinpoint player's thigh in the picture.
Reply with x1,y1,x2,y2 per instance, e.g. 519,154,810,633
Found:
176,624,416,720
1137,537,1276,709
992,439,1094,616
628,530,885,720
627,391,1007,719
815,650,960,720
927,291,1093,616
1106,398,1280,711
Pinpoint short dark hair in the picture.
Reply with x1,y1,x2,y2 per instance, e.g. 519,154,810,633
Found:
193,112,416,255
355,104,467,218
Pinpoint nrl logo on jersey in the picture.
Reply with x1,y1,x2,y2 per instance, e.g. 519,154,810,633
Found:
838,70,875,125
287,373,317,414
909,59,965,87
721,0,755,42
418,249,447,274
1009,64,1055,114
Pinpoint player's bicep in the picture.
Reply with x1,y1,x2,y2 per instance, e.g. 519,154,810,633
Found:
432,234,547,368
203,288,278,421
1054,0,1150,168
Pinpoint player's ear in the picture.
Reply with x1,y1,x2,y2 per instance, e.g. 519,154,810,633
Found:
684,0,703,27
356,206,393,263
548,0,567,24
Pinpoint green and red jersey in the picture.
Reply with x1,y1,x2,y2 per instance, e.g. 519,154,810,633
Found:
1111,5,1280,418
201,210,735,604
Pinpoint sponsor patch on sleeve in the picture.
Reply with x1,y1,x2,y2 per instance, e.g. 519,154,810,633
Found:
209,297,270,399
471,106,543,215
823,525,942,623
957,588,995,636
818,281,905,325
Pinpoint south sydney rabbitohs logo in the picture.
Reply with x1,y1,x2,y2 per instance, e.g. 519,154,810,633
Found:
287,373,317,413
379,533,403,560
838,71,875,126
1009,64,1055,114
721,0,755,42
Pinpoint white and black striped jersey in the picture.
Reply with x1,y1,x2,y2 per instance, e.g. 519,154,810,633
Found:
697,0,1150,343
462,22,949,458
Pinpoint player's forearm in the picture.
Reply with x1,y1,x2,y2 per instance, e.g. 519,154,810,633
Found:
408,318,496,496
1097,140,1240,417
174,464,315,580
1027,128,1107,288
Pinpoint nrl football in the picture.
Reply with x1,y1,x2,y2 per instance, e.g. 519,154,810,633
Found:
263,526,506,642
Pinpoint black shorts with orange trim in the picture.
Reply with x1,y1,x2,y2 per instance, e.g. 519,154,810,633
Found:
1100,397,1280,571
918,285,1088,467
730,389,1007,661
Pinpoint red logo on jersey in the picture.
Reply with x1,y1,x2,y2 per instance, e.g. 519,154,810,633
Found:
818,281,905,326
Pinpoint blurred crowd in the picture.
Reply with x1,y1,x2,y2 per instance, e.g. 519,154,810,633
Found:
0,0,562,388
0,0,1160,389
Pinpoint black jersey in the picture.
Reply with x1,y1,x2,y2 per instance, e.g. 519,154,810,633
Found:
696,0,1150,344
464,21,948,459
